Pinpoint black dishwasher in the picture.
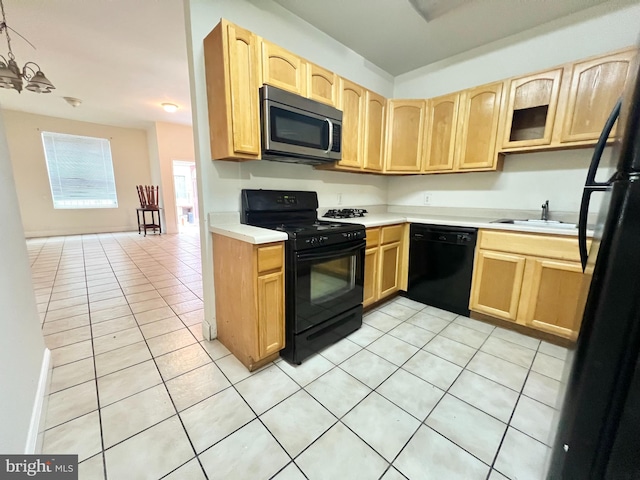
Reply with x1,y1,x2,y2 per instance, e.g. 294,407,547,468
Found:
407,224,477,317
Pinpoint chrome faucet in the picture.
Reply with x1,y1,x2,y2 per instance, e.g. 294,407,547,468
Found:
541,200,549,221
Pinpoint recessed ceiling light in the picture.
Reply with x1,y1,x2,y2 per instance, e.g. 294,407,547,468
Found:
161,103,178,113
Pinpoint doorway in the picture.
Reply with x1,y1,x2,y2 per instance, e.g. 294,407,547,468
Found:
172,160,199,234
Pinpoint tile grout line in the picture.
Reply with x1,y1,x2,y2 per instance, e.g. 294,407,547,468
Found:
487,340,544,480
382,313,499,476
97,232,211,480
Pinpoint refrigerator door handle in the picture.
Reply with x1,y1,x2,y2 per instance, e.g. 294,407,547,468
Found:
579,98,622,270
579,186,607,270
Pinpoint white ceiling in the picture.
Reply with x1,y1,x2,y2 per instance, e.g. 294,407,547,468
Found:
0,0,629,130
271,0,613,75
0,0,192,129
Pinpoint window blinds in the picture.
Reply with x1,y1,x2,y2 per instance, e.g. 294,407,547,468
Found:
41,131,118,209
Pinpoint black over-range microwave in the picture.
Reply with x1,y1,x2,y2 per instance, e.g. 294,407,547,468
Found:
260,85,342,165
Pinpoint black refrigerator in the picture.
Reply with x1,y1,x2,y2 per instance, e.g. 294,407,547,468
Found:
547,57,640,479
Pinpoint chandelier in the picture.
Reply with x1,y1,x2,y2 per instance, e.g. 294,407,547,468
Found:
0,0,54,93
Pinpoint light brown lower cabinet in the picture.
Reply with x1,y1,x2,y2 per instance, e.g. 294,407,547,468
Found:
469,229,588,341
363,247,379,307
363,224,407,308
212,234,285,370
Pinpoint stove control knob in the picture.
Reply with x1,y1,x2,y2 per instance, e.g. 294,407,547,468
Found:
309,237,318,245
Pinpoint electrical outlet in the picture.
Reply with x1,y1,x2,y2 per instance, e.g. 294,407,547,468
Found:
337,193,343,205
424,192,432,205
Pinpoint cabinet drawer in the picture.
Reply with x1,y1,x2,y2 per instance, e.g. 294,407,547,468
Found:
381,224,403,245
257,244,284,273
479,230,580,262
366,227,380,248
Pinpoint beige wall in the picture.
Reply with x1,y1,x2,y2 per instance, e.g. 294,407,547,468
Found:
153,122,195,234
2,110,152,237
0,106,47,453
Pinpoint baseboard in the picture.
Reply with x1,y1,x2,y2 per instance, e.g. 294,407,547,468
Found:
25,348,52,454
24,226,138,238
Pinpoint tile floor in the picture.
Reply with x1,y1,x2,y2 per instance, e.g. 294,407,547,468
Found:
27,232,569,480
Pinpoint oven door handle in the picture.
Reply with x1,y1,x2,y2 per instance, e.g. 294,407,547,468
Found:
296,241,365,262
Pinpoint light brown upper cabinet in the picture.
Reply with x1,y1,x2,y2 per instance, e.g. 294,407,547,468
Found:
261,40,307,96
337,78,365,169
203,20,261,161
560,49,636,144
385,100,427,172
307,62,338,106
455,82,504,171
363,91,386,172
423,92,460,172
501,69,563,149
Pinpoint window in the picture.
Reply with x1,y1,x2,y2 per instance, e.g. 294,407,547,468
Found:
41,132,118,209
174,175,188,202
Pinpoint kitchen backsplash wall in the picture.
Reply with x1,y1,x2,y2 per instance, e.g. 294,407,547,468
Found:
388,149,616,215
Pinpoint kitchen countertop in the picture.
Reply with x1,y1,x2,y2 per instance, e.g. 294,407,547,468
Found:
210,224,288,244
319,213,592,237
210,212,592,244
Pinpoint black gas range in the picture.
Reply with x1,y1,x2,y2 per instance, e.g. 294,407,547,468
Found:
241,189,365,364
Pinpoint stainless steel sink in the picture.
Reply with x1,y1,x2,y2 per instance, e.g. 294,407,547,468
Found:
492,219,578,229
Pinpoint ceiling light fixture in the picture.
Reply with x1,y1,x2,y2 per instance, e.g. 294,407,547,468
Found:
161,103,178,113
408,0,472,22
0,0,54,93
63,96,81,108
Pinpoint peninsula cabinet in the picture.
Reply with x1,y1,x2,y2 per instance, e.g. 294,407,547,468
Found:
307,62,338,107
212,234,285,371
559,49,636,144
455,82,504,171
203,20,261,161
363,224,406,307
470,230,588,341
385,100,427,172
261,40,307,96
337,78,365,169
423,92,460,172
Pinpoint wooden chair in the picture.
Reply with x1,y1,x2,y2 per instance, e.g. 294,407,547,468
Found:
136,185,162,236
136,185,159,209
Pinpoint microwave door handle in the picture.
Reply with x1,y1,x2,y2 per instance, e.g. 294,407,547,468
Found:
324,118,334,153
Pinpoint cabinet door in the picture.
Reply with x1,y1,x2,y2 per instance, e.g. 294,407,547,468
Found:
502,69,563,149
204,21,261,160
521,259,584,340
469,250,526,321
261,40,306,96
363,247,379,307
424,92,460,172
363,91,386,171
455,82,503,170
338,79,365,168
307,63,338,106
256,271,285,359
379,242,401,299
560,50,636,143
385,100,427,172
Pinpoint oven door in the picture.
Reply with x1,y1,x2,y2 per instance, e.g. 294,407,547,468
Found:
293,240,364,333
